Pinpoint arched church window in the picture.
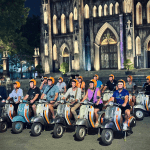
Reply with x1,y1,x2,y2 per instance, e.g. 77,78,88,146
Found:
45,43,48,56
115,2,119,14
127,36,132,50
53,44,57,60
98,5,103,17
136,36,141,55
84,4,89,19
69,13,73,32
74,7,78,20
93,6,97,17
44,11,48,24
62,47,69,57
136,2,142,25
104,4,108,16
147,1,150,23
53,15,58,34
74,41,79,53
109,3,113,15
61,14,66,34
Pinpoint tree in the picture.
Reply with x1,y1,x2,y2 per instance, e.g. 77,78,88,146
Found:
0,0,30,53
123,59,134,71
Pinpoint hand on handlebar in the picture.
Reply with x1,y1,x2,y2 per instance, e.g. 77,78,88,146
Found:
122,103,126,107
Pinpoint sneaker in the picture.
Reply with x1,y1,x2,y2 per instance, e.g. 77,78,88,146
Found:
123,123,128,131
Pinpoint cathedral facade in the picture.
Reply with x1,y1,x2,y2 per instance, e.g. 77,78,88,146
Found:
40,0,150,73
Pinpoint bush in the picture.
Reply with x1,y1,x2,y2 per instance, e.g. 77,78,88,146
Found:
123,59,134,71
35,65,44,73
59,62,69,74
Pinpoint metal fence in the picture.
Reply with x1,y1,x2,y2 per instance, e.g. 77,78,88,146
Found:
9,72,34,80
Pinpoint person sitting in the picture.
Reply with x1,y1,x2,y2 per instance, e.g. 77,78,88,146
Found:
93,74,103,91
142,76,150,95
23,79,41,116
102,74,118,93
62,79,81,121
0,81,7,116
6,81,23,115
125,75,136,106
41,77,59,119
56,77,66,93
81,79,103,127
77,76,85,97
105,79,130,127
40,77,48,94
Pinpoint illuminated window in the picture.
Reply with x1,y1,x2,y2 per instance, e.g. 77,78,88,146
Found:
98,5,103,17
84,4,89,19
136,36,141,55
93,6,97,17
147,1,150,23
128,36,132,50
53,15,58,34
53,44,57,60
61,14,66,33
69,13,73,32
74,41,79,53
109,3,113,15
136,2,142,25
115,2,119,14
74,7,78,20
104,4,108,16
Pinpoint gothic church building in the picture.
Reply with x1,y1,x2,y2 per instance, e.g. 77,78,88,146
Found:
40,0,150,73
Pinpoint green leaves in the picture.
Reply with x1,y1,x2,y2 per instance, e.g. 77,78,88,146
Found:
123,59,134,71
59,62,69,74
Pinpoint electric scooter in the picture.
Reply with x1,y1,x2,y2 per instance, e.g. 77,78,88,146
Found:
0,100,14,132
99,103,136,145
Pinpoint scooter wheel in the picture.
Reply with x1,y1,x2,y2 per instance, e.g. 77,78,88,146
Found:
134,109,145,121
101,129,113,145
31,123,42,136
0,122,8,132
75,126,86,141
53,124,64,138
12,122,23,134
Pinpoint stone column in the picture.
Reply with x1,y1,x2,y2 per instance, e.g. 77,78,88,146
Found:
2,51,9,77
33,48,40,68
94,44,100,71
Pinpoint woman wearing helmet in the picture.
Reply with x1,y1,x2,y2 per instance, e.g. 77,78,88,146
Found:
62,79,81,121
40,77,48,93
106,79,130,126
23,79,41,116
125,75,136,105
93,74,103,91
6,81,23,115
81,79,103,127
102,74,118,93
77,76,85,97
142,76,150,95
56,77,66,93
41,77,59,119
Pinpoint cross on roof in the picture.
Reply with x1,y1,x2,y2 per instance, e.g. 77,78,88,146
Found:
127,20,131,28
44,30,47,38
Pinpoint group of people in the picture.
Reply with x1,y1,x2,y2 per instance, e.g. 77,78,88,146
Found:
0,73,150,127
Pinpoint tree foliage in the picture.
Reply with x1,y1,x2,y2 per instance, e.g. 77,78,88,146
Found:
123,59,134,71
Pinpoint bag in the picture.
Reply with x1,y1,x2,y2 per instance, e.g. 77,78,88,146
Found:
90,89,96,103
45,85,54,97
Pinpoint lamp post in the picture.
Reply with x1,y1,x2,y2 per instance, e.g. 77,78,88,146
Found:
2,50,9,77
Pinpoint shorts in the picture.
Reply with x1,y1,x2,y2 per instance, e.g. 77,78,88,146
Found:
94,104,103,111
119,105,130,114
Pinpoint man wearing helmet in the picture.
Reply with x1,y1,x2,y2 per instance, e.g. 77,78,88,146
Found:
62,79,81,121
23,79,41,116
56,77,66,93
142,76,150,95
41,77,59,119
81,79,103,127
102,74,117,93
105,79,130,125
6,81,23,115
40,77,48,94
125,75,136,105
93,74,103,91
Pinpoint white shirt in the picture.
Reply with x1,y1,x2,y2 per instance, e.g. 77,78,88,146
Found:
9,88,23,102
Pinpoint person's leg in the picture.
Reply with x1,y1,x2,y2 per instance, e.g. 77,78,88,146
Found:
132,96,136,105
32,104,36,116
48,104,55,119
124,109,130,124
0,102,5,116
71,103,80,121
94,108,99,124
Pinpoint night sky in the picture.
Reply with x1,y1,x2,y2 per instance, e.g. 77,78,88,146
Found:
25,0,41,17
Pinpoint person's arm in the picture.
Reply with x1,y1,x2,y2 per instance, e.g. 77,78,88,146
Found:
81,91,88,102
64,86,66,93
105,92,115,105
122,95,129,107
41,93,45,99
30,94,39,103
100,84,104,91
23,94,29,100
6,96,11,101
62,88,70,100
102,86,107,93
50,93,58,104
39,81,44,90
16,96,21,104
